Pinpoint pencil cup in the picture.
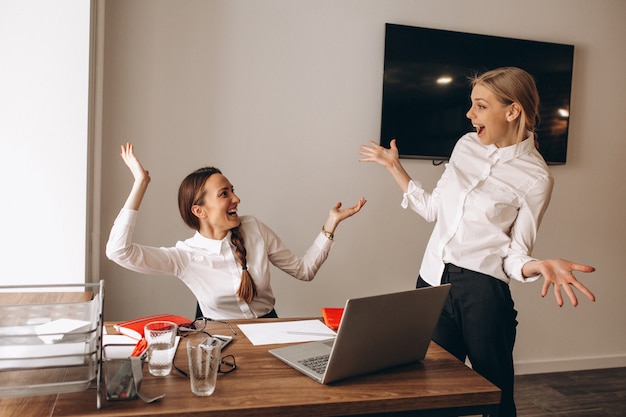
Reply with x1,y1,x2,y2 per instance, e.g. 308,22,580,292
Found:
102,345,139,401
187,336,222,396
144,321,178,376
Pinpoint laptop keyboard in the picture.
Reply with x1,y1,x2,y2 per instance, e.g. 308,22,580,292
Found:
298,354,330,374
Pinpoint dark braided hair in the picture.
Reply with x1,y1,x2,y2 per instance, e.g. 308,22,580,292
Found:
230,226,257,302
178,167,256,303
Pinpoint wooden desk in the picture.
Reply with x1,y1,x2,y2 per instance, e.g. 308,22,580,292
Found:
1,319,500,417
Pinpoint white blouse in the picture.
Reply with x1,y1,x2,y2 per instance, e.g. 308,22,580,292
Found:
106,209,334,319
402,132,554,285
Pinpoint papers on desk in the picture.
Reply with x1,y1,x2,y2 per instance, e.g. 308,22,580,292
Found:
102,330,181,359
0,319,95,369
102,332,141,358
0,342,88,369
238,319,336,345
35,318,92,344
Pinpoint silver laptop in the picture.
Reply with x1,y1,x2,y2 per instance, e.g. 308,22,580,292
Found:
268,284,451,384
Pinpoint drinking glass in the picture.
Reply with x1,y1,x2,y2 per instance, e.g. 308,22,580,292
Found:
144,321,178,376
186,336,222,396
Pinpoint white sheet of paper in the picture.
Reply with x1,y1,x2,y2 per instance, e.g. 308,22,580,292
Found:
102,333,181,359
0,342,87,369
238,319,336,345
35,318,92,344
102,333,141,358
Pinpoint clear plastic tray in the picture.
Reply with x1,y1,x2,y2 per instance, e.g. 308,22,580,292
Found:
0,281,104,407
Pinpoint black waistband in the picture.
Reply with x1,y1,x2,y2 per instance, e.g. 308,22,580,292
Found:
445,263,465,273
259,309,278,319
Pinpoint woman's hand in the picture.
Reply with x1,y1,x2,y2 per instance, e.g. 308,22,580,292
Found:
359,139,400,169
120,143,150,184
120,143,150,211
524,259,596,307
323,197,367,235
359,139,411,193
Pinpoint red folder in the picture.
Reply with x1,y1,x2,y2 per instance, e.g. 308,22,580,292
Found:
321,308,344,331
114,314,192,340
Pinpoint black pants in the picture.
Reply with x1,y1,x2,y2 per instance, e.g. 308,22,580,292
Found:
417,264,518,417
195,303,278,319
259,309,278,318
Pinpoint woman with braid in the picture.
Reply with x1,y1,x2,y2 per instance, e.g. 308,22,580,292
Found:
106,143,366,319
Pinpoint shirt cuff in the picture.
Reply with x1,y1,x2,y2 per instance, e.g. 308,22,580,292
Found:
401,180,419,209
506,256,541,283
315,232,335,249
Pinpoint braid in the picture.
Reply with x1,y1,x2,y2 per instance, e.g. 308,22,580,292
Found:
230,226,257,303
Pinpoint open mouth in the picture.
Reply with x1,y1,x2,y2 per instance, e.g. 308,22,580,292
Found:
473,124,485,135
227,209,238,218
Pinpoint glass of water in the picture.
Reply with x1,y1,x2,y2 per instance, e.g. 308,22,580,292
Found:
144,321,178,376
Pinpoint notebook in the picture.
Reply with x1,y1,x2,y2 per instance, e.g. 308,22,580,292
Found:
114,314,192,340
269,284,451,384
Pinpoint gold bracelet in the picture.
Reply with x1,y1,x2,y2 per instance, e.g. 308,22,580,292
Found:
322,226,334,241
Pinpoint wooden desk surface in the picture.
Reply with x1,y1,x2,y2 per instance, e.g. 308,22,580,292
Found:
1,319,500,417
0,291,92,305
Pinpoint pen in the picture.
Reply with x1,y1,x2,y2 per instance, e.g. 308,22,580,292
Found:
286,331,336,337
108,362,132,398
131,338,147,357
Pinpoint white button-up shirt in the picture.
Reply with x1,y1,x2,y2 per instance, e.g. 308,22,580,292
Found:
402,132,554,285
106,209,333,319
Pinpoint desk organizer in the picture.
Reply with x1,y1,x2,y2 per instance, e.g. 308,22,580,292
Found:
102,344,139,401
0,281,104,408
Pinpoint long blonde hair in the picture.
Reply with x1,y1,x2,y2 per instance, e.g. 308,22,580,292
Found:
470,67,540,146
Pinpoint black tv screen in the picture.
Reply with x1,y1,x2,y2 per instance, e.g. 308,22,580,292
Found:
380,24,574,165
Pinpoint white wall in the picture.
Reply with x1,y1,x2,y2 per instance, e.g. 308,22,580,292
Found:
97,0,626,374
0,0,91,286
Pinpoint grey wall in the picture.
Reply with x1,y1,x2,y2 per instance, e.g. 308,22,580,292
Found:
95,0,626,374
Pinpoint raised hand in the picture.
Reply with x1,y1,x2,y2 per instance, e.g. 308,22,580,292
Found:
359,139,411,193
358,139,400,169
323,197,367,236
120,143,150,184
119,143,150,211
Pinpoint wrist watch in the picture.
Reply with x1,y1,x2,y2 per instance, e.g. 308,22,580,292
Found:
321,226,334,240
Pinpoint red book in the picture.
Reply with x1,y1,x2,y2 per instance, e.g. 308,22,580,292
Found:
114,314,192,340
321,308,344,331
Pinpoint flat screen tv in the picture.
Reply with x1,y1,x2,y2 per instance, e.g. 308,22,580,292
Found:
380,24,574,165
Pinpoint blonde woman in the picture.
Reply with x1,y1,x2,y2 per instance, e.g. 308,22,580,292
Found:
359,67,594,417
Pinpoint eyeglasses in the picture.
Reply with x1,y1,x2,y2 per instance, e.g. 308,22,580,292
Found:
174,317,238,377
177,316,238,339
216,354,237,374
174,354,237,378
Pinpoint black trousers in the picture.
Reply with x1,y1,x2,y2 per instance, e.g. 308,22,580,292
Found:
195,303,278,319
418,264,518,417
259,309,278,318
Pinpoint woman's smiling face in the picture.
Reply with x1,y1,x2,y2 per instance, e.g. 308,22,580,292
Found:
195,173,241,239
466,83,518,148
